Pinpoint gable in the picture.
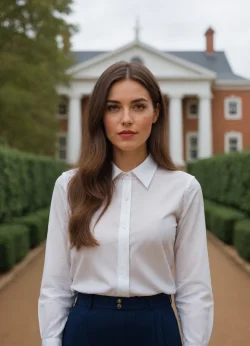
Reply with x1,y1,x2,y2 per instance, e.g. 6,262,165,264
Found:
69,41,216,80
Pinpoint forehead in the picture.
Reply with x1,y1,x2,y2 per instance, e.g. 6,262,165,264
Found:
108,79,151,101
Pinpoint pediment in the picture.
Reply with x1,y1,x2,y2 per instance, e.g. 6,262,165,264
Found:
69,40,216,80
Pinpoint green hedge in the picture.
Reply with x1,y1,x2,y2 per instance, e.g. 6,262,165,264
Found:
13,225,30,263
188,150,250,215
204,199,246,244
204,199,216,230
234,219,250,261
0,145,68,223
12,208,49,248
0,208,50,272
0,224,30,272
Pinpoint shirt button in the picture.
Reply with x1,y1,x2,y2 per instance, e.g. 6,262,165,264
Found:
117,304,122,309
125,196,129,201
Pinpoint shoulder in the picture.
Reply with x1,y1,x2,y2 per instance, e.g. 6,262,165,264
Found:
55,168,78,192
156,167,201,193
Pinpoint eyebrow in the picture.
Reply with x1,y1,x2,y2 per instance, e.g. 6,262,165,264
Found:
106,98,148,104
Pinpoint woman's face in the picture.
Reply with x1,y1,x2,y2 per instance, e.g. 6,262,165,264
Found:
103,79,159,154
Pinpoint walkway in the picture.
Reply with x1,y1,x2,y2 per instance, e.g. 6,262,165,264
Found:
0,240,250,345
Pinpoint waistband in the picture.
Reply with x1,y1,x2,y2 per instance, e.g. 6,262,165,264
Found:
74,292,172,310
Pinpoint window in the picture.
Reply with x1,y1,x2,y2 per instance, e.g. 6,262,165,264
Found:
56,133,67,161
224,96,242,120
131,56,144,64
187,99,198,119
186,132,198,161
229,101,237,115
58,103,67,115
224,132,243,153
57,96,68,119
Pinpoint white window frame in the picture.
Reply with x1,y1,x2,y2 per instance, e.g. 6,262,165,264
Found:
186,98,199,119
224,96,242,120
56,132,68,161
57,96,68,120
186,132,199,162
224,132,243,153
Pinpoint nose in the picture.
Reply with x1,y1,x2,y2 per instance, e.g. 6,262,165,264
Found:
121,109,133,124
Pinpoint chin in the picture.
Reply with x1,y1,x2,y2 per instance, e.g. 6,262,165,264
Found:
115,143,139,152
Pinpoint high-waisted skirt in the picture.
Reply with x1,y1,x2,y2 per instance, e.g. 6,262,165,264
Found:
62,292,183,346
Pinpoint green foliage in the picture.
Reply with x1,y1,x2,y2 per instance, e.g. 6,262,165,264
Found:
12,224,30,263
204,199,216,230
0,226,15,272
234,219,250,261
13,208,50,248
0,0,77,154
0,145,68,223
191,153,250,262
204,199,246,244
0,224,30,271
0,208,50,272
188,151,250,214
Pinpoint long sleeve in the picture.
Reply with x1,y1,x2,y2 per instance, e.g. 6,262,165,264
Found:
174,177,214,346
38,174,75,346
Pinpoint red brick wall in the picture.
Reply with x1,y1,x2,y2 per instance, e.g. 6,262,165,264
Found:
212,89,250,154
58,119,68,132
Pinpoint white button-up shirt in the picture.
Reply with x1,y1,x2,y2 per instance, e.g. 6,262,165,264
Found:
38,154,214,346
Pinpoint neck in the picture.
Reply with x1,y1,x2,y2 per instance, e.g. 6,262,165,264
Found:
113,146,148,172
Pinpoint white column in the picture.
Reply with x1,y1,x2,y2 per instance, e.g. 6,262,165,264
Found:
198,95,213,159
67,93,82,165
168,94,185,166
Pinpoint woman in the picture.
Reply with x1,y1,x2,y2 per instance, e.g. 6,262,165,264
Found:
38,61,214,346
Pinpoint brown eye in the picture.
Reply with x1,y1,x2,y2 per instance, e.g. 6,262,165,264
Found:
134,104,146,110
107,105,119,112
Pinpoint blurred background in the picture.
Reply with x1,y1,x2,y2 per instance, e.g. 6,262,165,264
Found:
0,0,250,345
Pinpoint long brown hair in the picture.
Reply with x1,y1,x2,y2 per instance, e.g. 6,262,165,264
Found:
68,61,177,250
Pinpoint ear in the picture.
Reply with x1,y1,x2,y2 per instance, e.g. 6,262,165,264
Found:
153,103,160,123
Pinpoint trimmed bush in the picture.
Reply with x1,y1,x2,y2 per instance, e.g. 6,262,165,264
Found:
234,219,250,261
0,226,15,272
209,205,246,244
204,199,246,244
188,150,250,215
204,199,217,230
35,208,50,236
0,145,68,223
16,216,44,248
13,208,50,248
12,225,30,263
0,224,29,272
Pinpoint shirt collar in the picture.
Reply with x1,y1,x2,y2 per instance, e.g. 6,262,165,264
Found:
112,154,158,188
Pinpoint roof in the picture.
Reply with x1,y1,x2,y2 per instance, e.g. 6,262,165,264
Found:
167,51,247,81
72,50,248,81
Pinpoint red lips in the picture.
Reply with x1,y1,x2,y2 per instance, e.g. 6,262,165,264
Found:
118,130,137,134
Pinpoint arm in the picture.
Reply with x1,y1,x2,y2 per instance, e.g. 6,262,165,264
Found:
38,174,75,346
174,177,214,346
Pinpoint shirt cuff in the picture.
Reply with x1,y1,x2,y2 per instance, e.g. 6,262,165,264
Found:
42,338,62,346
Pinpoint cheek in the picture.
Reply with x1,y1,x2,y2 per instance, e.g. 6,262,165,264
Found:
138,116,154,133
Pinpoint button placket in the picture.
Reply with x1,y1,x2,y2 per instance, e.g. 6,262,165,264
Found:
117,175,132,297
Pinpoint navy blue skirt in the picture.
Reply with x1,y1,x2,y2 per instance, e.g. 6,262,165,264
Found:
62,292,182,346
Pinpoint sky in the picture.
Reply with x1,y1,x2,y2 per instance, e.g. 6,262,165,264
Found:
68,0,250,79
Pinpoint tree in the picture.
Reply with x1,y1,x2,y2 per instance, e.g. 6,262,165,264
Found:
0,0,77,155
